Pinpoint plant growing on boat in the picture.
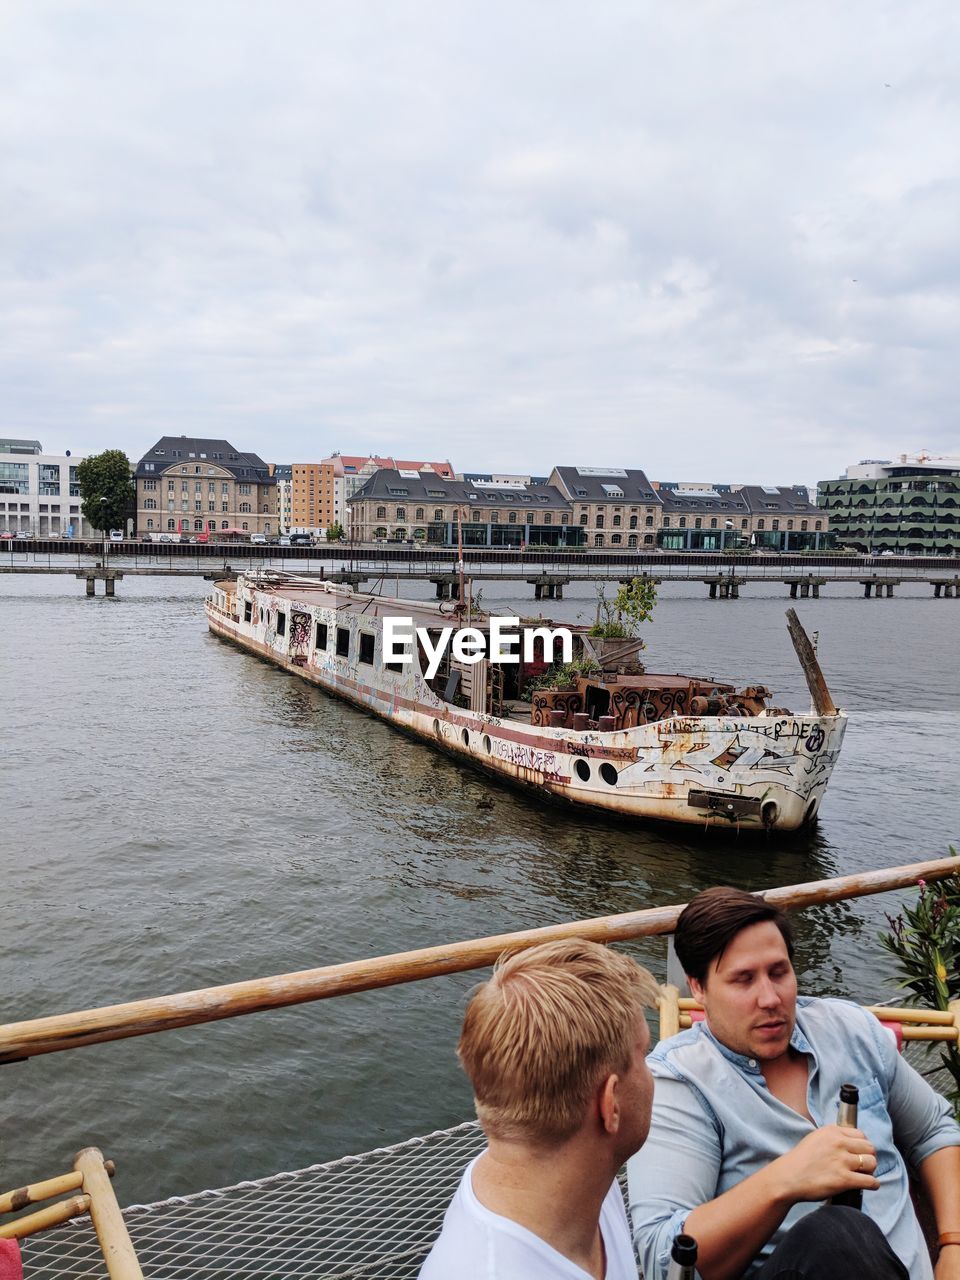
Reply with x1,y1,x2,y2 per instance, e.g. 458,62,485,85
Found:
522,658,602,698
588,577,658,641
879,863,960,1119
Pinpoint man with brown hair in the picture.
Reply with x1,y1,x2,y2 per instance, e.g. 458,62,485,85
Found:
628,886,960,1280
420,938,660,1279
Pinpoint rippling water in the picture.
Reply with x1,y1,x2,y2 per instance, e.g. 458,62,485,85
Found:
2,572,958,1205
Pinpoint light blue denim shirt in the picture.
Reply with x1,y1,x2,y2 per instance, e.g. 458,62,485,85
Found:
628,996,960,1280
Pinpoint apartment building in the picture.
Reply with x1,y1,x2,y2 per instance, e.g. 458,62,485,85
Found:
135,436,276,537
818,455,960,554
0,438,94,537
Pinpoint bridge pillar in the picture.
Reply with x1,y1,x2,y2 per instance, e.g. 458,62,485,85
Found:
105,576,116,597
885,583,894,597
934,583,942,597
554,583,563,599
533,583,542,600
812,583,820,598
85,575,96,596
945,584,954,598
800,583,809,598
863,582,872,597
730,581,739,599
789,582,798,598
708,582,717,599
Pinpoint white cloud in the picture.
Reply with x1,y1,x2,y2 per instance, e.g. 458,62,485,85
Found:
1,0,958,481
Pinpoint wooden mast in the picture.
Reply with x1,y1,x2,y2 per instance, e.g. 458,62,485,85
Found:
786,606,838,716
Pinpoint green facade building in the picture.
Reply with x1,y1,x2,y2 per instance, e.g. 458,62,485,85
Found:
817,457,960,554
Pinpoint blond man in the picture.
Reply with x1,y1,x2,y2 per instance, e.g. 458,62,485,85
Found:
420,938,660,1280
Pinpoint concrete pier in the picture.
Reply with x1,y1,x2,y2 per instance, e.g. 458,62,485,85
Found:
75,567,124,597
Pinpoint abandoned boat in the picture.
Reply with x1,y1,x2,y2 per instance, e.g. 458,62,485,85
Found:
205,572,847,831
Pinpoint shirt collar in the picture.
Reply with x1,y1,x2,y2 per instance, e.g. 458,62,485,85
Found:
699,1011,813,1074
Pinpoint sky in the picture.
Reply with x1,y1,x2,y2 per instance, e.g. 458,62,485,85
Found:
2,2,959,487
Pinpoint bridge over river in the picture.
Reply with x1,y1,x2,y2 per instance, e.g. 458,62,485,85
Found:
2,544,959,599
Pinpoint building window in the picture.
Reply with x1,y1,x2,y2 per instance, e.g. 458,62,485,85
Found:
336,626,350,657
815,521,821,531
757,519,765,530
787,520,793,530
613,514,621,526
611,533,622,544
277,612,286,636
644,534,654,545
359,632,375,665
395,506,406,520
316,621,328,650
194,519,203,531
241,522,248,530
679,517,686,529
239,484,251,495
596,515,604,528
526,511,534,523
433,508,443,521
415,507,424,521
662,517,670,528
628,534,638,547
168,481,175,491
377,506,387,519
772,519,779,531
221,521,229,529
579,514,588,525
239,503,251,513
594,533,604,547
629,515,638,529
167,519,176,530
508,511,517,523
710,518,717,529
222,484,229,496
144,498,157,509
222,502,228,512
144,480,156,491
801,520,808,531
741,519,749,529
147,518,154,529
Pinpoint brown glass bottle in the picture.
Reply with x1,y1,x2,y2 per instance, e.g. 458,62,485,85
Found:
666,1233,698,1280
831,1083,863,1210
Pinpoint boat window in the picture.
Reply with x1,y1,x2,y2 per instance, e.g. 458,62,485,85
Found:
244,601,252,622
359,633,375,665
336,626,350,658
599,763,618,786
574,759,591,782
316,621,328,651
277,612,286,636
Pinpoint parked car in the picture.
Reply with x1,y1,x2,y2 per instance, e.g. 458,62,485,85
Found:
109,529,124,542
188,533,209,544
157,533,181,543
250,533,267,545
14,531,32,540
0,531,15,540
278,535,291,547
288,533,312,546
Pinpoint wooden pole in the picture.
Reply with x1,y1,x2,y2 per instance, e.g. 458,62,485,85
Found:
0,1195,90,1239
73,1148,143,1280
0,855,957,1065
0,1171,83,1214
786,606,838,716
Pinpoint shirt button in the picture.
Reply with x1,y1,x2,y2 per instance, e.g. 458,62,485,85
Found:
748,1059,757,1068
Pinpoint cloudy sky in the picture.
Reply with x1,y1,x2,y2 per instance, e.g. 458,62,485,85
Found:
3,2,958,485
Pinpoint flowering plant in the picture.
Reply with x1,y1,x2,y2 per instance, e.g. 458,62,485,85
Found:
878,859,960,1118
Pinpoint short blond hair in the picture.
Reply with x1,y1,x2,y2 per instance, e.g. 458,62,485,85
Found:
457,938,660,1145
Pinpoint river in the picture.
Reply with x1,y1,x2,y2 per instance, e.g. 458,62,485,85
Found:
2,571,957,1205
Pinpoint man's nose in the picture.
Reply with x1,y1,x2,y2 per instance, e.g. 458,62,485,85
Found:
756,978,780,1006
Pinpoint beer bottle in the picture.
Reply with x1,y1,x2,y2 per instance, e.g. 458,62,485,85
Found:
666,1233,698,1280
831,1083,862,1210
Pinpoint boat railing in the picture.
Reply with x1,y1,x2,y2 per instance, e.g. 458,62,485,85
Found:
1,855,958,1067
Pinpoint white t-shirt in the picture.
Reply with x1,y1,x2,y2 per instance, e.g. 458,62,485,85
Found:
419,1157,639,1280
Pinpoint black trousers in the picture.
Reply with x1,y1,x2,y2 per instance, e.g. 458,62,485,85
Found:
755,1205,910,1279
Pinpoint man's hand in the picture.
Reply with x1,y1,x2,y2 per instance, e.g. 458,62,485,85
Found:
936,1246,960,1280
770,1124,879,1204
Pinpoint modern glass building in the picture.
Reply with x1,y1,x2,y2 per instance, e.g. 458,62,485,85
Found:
817,456,960,554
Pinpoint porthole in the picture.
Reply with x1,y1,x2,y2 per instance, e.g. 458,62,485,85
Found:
599,762,618,786
574,759,591,782
482,735,492,755
433,719,442,737
259,607,265,623
461,728,470,748
762,800,780,828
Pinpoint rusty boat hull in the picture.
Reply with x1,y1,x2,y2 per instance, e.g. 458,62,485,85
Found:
205,577,847,832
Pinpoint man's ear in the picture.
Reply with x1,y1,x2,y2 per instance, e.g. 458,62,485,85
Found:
598,1072,620,1135
689,974,706,1004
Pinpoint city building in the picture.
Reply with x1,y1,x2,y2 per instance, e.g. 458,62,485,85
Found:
289,461,337,535
656,483,828,550
0,438,94,537
547,466,662,548
134,436,276,537
818,454,960,554
324,454,455,526
271,464,292,534
347,470,575,546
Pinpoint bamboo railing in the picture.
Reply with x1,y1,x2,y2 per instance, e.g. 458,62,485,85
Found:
1,855,957,1066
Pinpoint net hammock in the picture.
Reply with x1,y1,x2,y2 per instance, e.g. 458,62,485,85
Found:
15,1043,953,1280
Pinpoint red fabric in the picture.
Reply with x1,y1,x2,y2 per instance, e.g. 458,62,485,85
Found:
690,1009,705,1022
879,1019,905,1053
0,1240,23,1280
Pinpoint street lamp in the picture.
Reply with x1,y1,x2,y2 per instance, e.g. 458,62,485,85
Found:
99,497,108,565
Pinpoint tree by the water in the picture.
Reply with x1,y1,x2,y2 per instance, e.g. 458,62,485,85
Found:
76,450,135,532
